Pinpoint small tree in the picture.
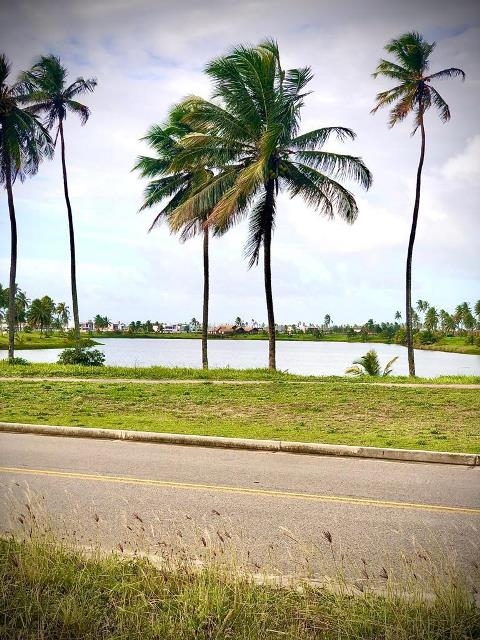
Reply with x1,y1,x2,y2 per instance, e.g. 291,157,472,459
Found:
346,349,398,377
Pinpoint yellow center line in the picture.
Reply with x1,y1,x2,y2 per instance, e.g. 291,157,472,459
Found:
1,466,479,515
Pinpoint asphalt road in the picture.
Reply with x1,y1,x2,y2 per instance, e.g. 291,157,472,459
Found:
1,432,479,583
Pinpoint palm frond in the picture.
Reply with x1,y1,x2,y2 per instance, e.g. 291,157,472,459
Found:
290,127,355,150
296,151,372,189
243,191,275,267
208,160,265,229
428,86,450,122
65,99,90,124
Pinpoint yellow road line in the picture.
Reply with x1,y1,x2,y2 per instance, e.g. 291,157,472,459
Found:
1,466,479,515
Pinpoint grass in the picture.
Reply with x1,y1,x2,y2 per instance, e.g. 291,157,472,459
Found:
0,331,97,350
0,361,479,384
1,534,478,639
1,376,479,452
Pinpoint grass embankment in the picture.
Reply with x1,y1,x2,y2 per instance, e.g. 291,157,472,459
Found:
1,536,478,639
1,370,478,452
418,336,480,355
4,330,479,354
0,332,97,350
1,362,479,384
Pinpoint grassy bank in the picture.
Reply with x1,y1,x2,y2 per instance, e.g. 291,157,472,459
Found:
1,536,478,639
0,362,479,384
0,332,97,350
1,375,479,452
3,330,479,354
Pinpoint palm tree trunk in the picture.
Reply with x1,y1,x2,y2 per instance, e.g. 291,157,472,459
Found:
59,120,80,342
202,227,209,369
5,156,17,362
405,114,426,377
264,180,276,370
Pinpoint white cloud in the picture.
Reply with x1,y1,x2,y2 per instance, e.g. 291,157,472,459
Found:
442,134,480,181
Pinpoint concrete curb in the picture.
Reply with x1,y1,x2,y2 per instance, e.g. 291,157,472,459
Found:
1,421,478,466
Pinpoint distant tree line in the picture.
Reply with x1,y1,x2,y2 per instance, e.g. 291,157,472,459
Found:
0,283,70,334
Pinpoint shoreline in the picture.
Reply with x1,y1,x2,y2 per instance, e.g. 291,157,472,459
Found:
1,332,479,356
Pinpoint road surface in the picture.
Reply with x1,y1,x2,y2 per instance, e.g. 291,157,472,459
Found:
1,431,479,583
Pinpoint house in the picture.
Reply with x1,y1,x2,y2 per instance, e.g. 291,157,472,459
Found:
80,321,94,332
106,322,126,332
243,325,259,334
162,323,188,333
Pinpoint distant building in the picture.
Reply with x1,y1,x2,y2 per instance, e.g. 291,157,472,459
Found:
80,321,94,332
106,322,126,332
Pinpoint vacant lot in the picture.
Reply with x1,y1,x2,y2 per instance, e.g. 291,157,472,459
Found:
1,377,478,452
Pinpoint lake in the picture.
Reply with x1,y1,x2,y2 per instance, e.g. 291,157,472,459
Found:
11,338,480,377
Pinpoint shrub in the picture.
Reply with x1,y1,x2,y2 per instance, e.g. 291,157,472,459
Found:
346,349,398,376
3,357,29,365
415,330,436,345
57,347,105,366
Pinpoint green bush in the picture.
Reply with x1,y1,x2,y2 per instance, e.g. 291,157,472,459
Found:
57,347,105,366
394,327,406,345
2,357,30,365
415,330,436,345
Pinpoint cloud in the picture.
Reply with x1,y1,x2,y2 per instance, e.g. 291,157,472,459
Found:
442,134,480,181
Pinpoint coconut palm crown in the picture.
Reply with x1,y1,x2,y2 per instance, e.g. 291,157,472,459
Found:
168,40,372,369
372,32,465,376
134,103,220,369
20,54,97,341
1,54,52,360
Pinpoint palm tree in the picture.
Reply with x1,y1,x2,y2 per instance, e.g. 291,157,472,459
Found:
134,103,221,370
372,32,465,376
324,314,332,332
394,310,402,323
424,306,438,333
55,302,70,330
346,349,398,376
27,296,54,333
21,55,97,341
170,41,372,369
415,299,429,328
474,300,480,329
1,54,52,360
0,283,7,324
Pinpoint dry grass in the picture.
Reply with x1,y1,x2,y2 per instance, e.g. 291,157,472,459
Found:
1,495,478,640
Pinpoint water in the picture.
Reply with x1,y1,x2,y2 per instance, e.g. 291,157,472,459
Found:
11,338,480,377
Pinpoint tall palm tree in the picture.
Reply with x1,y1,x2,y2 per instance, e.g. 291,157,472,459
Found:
372,32,465,376
21,55,97,341
134,104,220,369
1,54,52,360
169,40,372,369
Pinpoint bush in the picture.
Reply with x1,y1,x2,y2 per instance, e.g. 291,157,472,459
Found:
2,357,29,365
394,327,406,345
415,330,436,345
57,347,105,366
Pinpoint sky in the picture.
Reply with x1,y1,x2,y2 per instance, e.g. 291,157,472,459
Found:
0,0,479,326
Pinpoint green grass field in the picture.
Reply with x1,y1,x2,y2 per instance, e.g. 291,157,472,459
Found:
1,361,479,384
1,374,478,452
